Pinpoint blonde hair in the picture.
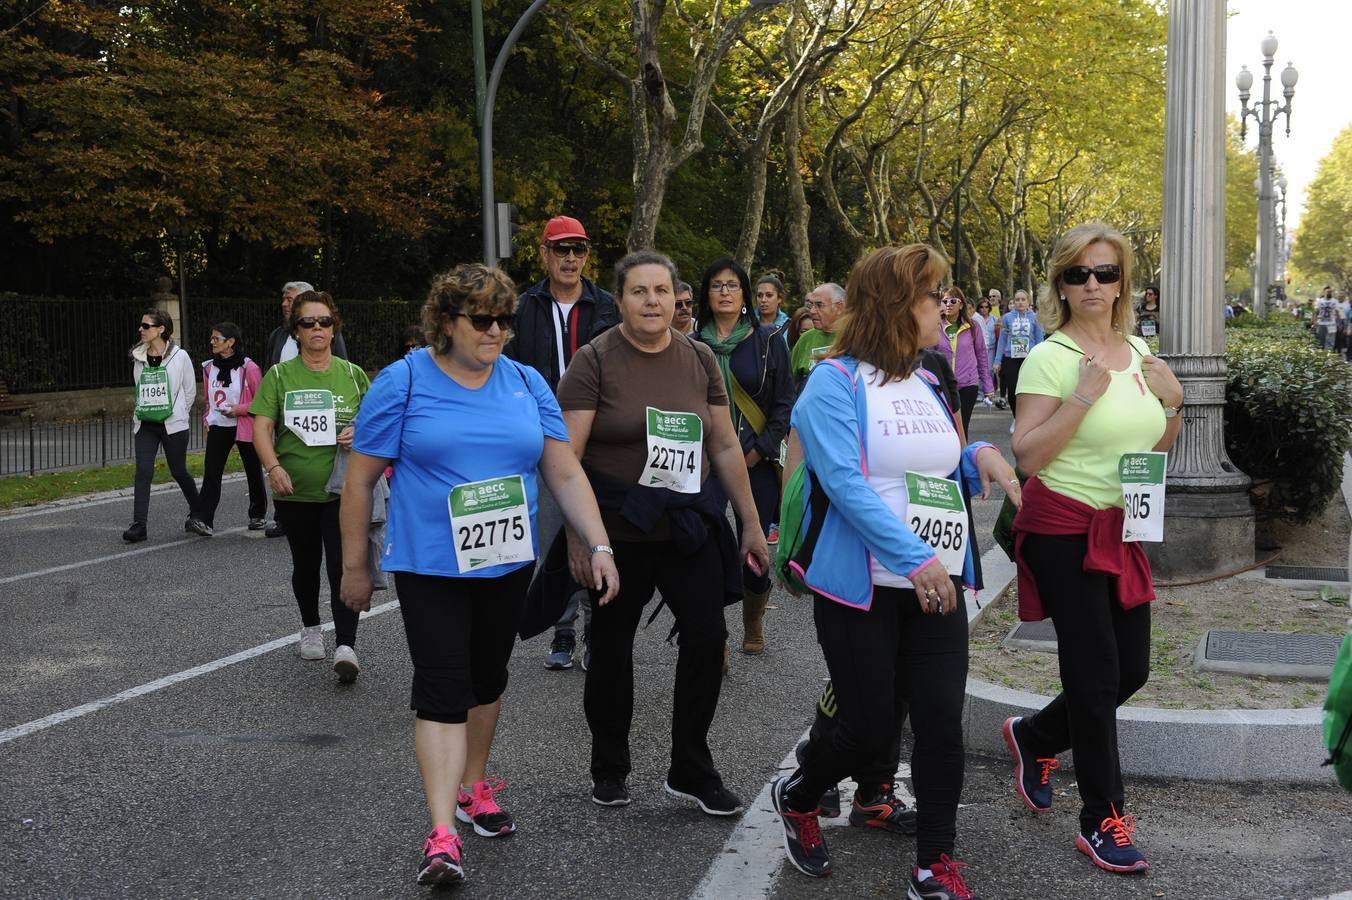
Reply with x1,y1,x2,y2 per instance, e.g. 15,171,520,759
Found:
829,243,950,383
1038,221,1135,335
422,264,517,354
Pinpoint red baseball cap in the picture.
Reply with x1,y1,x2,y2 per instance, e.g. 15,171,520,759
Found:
543,215,589,243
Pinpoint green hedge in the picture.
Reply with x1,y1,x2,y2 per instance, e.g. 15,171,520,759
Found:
1225,317,1352,522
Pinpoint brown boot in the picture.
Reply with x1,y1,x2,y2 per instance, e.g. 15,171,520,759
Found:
741,590,769,654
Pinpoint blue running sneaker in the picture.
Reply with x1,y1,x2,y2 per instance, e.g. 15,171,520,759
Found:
771,775,831,878
907,854,979,899
1076,806,1149,873
1002,716,1057,812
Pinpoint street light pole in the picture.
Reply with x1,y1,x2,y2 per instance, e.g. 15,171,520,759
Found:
480,0,548,266
1235,33,1297,316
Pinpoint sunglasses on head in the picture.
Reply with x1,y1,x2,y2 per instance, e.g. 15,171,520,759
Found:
455,312,517,332
296,316,335,329
548,242,589,258
1062,264,1121,286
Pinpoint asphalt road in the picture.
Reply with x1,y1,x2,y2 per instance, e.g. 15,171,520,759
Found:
3,406,1350,899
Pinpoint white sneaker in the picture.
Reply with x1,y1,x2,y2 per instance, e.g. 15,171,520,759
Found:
298,626,325,661
1009,420,1016,435
333,644,360,683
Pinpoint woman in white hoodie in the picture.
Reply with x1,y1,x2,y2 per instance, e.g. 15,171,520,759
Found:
124,307,204,542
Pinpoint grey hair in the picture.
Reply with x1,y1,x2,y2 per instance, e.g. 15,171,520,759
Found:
675,280,693,295
814,282,846,305
614,250,680,296
1013,289,1030,301
987,288,1003,298
282,281,314,294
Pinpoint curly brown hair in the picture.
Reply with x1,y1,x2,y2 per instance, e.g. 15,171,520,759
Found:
288,291,342,337
422,264,517,355
828,243,949,383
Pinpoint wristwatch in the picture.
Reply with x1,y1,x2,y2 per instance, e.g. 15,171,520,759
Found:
590,545,615,557
1162,402,1182,418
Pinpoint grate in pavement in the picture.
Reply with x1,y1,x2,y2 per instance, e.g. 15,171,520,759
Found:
1196,629,1342,681
1003,619,1057,653
1265,565,1348,582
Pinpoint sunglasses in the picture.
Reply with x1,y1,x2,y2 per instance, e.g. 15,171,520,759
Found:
137,322,160,330
942,297,962,305
1062,264,1121,286
209,335,227,343
455,312,517,332
296,316,336,329
674,300,694,310
548,242,589,258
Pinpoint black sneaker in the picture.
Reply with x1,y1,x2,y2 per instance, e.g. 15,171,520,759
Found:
770,775,830,878
794,738,841,818
122,522,147,543
849,784,917,835
592,779,631,807
1076,806,1149,873
544,632,575,670
264,520,286,538
248,517,267,531
185,517,213,536
908,854,979,899
664,779,744,816
1002,716,1056,812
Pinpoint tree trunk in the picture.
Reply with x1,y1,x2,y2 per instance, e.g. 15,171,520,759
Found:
629,140,671,251
735,133,774,269
783,94,814,297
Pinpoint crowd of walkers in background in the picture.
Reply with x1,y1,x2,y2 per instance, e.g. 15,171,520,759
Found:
118,214,1191,899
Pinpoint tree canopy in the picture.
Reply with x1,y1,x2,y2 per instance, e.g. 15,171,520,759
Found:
1291,123,1352,289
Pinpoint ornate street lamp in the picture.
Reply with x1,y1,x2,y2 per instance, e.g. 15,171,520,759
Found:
1236,33,1297,314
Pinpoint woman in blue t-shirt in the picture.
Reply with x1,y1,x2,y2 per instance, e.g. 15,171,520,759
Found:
338,264,618,890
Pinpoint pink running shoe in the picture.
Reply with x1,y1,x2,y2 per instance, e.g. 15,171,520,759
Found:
417,825,464,886
456,778,516,838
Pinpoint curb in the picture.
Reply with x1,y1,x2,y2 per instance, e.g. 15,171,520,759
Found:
963,541,1334,784
0,473,246,520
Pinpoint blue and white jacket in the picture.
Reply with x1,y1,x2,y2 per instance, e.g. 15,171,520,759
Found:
788,355,995,611
994,309,1045,360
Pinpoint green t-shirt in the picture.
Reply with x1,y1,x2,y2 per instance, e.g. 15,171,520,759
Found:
252,356,370,503
1016,334,1167,509
790,328,835,385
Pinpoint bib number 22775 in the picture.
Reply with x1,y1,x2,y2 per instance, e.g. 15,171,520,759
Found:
448,475,535,573
1120,451,1166,542
641,406,702,494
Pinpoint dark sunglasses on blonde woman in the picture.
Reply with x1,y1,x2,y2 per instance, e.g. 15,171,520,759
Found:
1061,264,1121,286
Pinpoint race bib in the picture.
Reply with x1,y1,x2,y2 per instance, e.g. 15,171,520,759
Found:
284,389,337,447
1010,336,1030,358
1139,319,1158,338
905,472,968,576
1120,452,1166,542
134,367,172,423
641,406,703,493
448,475,534,572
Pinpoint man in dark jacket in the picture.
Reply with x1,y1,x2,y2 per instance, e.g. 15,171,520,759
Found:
504,216,618,670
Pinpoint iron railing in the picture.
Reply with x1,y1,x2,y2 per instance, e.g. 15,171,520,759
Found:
2,296,417,393
0,411,207,477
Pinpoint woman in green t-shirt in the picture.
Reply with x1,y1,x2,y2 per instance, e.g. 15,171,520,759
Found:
1003,222,1183,876
253,291,370,684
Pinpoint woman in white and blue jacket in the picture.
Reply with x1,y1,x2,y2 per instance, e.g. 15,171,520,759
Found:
769,244,1018,899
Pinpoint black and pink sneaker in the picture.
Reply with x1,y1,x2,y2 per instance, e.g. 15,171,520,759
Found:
1076,806,1149,873
456,778,516,837
416,825,465,886
907,854,980,899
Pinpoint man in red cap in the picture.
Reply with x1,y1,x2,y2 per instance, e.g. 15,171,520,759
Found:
505,215,618,670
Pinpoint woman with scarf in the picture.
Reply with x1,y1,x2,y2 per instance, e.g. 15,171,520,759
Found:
193,322,267,533
928,287,995,434
123,307,203,543
555,250,769,815
697,257,794,656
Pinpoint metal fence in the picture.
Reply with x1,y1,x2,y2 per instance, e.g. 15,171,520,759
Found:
1,295,418,393
0,411,207,476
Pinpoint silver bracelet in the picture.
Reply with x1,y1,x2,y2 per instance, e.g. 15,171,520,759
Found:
1071,391,1095,407
589,544,614,557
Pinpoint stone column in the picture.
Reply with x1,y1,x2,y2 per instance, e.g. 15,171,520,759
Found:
1150,0,1254,579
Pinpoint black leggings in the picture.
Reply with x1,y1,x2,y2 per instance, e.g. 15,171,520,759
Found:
394,568,532,724
195,425,266,527
132,423,199,525
732,459,779,592
787,582,968,867
274,497,358,648
1001,356,1025,416
1017,533,1151,833
958,385,979,435
585,535,728,791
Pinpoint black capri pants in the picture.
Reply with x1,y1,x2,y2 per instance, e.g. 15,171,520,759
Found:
394,567,533,725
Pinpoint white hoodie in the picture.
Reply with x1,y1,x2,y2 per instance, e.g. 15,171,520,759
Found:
131,340,196,435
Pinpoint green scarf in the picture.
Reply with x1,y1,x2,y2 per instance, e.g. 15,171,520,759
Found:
700,317,754,425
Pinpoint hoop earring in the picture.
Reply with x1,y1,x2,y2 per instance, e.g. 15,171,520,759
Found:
742,306,748,316
1060,295,1066,302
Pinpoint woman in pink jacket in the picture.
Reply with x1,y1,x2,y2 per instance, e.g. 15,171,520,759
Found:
194,322,267,533
929,287,995,433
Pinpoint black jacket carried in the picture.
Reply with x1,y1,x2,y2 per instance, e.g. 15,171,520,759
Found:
263,326,349,371
694,322,793,463
504,276,618,391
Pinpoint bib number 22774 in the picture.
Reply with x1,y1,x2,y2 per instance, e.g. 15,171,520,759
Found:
448,475,535,573
641,407,702,494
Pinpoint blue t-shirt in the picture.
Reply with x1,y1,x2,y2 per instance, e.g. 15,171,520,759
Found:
352,349,568,578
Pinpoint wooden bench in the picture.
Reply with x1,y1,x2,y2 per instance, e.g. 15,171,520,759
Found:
0,374,35,415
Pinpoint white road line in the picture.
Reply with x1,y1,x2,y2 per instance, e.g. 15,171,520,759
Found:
0,600,400,747
0,526,247,585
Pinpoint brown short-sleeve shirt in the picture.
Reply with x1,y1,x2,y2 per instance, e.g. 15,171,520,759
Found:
557,327,729,540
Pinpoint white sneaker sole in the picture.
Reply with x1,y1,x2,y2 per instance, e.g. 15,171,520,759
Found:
663,781,744,816
455,806,516,837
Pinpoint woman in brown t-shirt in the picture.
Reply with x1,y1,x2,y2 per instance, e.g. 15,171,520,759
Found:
556,249,769,816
